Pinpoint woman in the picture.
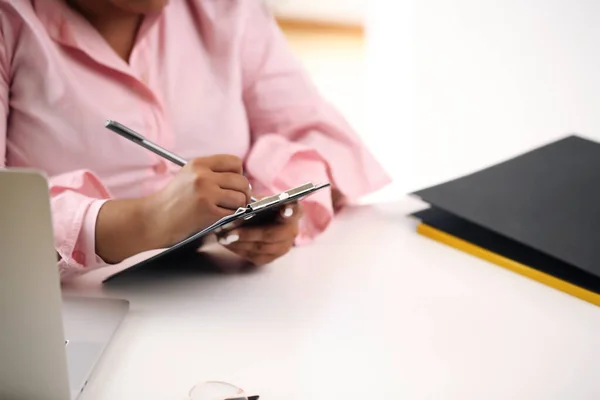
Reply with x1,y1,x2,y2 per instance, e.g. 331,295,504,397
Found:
0,0,390,280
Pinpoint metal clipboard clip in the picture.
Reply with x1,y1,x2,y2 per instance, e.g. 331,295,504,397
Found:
186,182,330,237
246,182,329,214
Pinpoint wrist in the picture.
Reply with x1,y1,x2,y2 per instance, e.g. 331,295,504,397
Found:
137,194,170,250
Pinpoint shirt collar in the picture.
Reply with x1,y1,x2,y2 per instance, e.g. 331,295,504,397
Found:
32,0,163,77
33,0,93,49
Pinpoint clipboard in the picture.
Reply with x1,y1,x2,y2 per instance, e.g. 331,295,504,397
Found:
102,182,330,283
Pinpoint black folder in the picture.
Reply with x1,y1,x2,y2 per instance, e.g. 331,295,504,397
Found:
411,135,600,306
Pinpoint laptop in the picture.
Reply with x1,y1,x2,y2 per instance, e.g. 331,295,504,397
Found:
0,169,129,400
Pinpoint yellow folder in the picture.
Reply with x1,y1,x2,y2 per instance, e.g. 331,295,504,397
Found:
417,222,600,307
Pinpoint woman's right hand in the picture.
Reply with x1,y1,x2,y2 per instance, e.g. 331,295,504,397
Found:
143,155,252,248
95,155,251,264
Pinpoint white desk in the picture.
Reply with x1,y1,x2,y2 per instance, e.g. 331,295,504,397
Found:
63,200,600,400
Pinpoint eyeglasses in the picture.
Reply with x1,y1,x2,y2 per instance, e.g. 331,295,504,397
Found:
188,381,259,400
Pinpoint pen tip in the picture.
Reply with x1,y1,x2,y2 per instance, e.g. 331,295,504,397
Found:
104,120,112,127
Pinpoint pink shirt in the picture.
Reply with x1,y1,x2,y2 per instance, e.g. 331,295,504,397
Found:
0,0,390,280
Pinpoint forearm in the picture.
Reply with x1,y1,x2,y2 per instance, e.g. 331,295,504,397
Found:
95,197,163,264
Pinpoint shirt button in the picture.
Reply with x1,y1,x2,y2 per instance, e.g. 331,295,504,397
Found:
153,160,168,174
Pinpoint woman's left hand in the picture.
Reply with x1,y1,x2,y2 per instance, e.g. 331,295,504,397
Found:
217,202,302,266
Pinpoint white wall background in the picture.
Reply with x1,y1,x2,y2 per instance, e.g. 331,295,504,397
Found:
365,0,600,200
268,0,365,25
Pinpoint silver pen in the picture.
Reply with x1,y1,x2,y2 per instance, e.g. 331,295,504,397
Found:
105,120,257,202
105,120,187,166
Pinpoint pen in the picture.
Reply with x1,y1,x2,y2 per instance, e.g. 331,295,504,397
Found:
105,120,257,202
105,120,187,166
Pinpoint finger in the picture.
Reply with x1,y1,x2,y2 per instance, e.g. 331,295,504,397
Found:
235,250,280,267
213,219,244,235
232,223,298,243
200,155,244,173
217,230,241,245
217,227,281,245
331,188,347,211
223,239,294,255
247,253,277,267
215,206,237,219
216,172,252,203
215,188,247,210
277,202,302,223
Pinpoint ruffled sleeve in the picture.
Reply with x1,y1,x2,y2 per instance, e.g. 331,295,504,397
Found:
241,0,391,242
